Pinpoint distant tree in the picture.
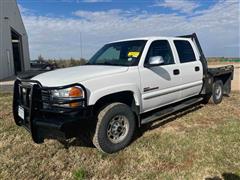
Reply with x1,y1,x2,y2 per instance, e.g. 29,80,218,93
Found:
79,58,87,65
44,58,87,69
37,55,44,63
70,57,77,66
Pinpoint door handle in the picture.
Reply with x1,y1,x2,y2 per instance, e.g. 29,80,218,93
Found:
173,69,180,75
195,66,200,71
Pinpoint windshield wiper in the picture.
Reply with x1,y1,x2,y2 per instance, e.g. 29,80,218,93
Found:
101,62,118,65
94,62,121,66
86,62,128,66
85,62,93,65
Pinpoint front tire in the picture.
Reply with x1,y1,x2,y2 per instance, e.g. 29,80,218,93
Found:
93,103,136,154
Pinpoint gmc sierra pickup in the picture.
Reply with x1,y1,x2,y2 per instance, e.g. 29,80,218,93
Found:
13,33,234,153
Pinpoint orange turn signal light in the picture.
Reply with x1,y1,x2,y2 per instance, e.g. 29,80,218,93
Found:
69,87,83,107
69,87,83,97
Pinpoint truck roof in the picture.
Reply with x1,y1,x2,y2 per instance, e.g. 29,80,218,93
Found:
109,36,191,44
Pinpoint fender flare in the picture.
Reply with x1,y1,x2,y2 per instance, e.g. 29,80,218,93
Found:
87,84,142,108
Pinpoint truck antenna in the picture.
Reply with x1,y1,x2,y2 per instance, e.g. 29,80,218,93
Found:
80,32,83,59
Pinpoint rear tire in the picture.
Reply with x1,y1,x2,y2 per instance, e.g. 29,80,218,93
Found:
93,103,136,154
208,80,224,104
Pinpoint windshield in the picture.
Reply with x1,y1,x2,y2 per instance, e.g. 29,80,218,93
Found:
88,40,147,66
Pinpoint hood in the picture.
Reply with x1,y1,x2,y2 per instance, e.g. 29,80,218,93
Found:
32,65,128,87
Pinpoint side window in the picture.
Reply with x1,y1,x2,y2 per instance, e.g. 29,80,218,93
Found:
174,40,196,63
145,40,174,65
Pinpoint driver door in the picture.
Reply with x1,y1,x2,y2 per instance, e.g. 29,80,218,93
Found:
139,40,183,112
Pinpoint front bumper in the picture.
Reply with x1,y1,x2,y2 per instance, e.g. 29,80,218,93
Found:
13,78,92,143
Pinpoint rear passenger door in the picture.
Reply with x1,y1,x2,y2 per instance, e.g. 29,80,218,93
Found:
174,40,203,99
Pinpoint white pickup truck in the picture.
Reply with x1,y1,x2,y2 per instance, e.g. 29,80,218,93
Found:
13,33,234,153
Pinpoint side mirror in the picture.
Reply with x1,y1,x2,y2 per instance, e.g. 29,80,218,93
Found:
148,56,164,67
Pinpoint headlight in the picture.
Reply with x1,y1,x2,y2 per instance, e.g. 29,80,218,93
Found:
51,86,84,98
51,86,85,108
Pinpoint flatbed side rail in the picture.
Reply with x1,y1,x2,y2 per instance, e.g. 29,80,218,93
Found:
208,65,234,79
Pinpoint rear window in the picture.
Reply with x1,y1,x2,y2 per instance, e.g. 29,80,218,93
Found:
174,40,196,63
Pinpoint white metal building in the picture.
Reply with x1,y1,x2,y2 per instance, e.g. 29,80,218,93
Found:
0,0,30,80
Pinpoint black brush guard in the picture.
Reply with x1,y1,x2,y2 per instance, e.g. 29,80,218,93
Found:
13,78,89,143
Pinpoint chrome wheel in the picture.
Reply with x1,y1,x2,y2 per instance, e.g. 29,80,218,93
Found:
215,84,222,100
107,115,129,144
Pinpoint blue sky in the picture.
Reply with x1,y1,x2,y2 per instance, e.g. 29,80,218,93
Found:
18,0,217,17
17,0,240,59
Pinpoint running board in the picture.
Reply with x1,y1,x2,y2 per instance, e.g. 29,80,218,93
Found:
141,97,203,125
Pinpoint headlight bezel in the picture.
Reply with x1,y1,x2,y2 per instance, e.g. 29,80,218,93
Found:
51,86,85,99
42,83,87,109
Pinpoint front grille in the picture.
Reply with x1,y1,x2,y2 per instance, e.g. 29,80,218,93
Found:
41,90,50,101
41,90,51,109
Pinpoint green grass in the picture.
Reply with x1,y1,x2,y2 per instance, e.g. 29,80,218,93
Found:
208,57,240,63
73,168,87,180
0,92,240,179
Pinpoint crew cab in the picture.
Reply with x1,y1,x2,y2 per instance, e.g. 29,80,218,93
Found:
13,33,234,153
